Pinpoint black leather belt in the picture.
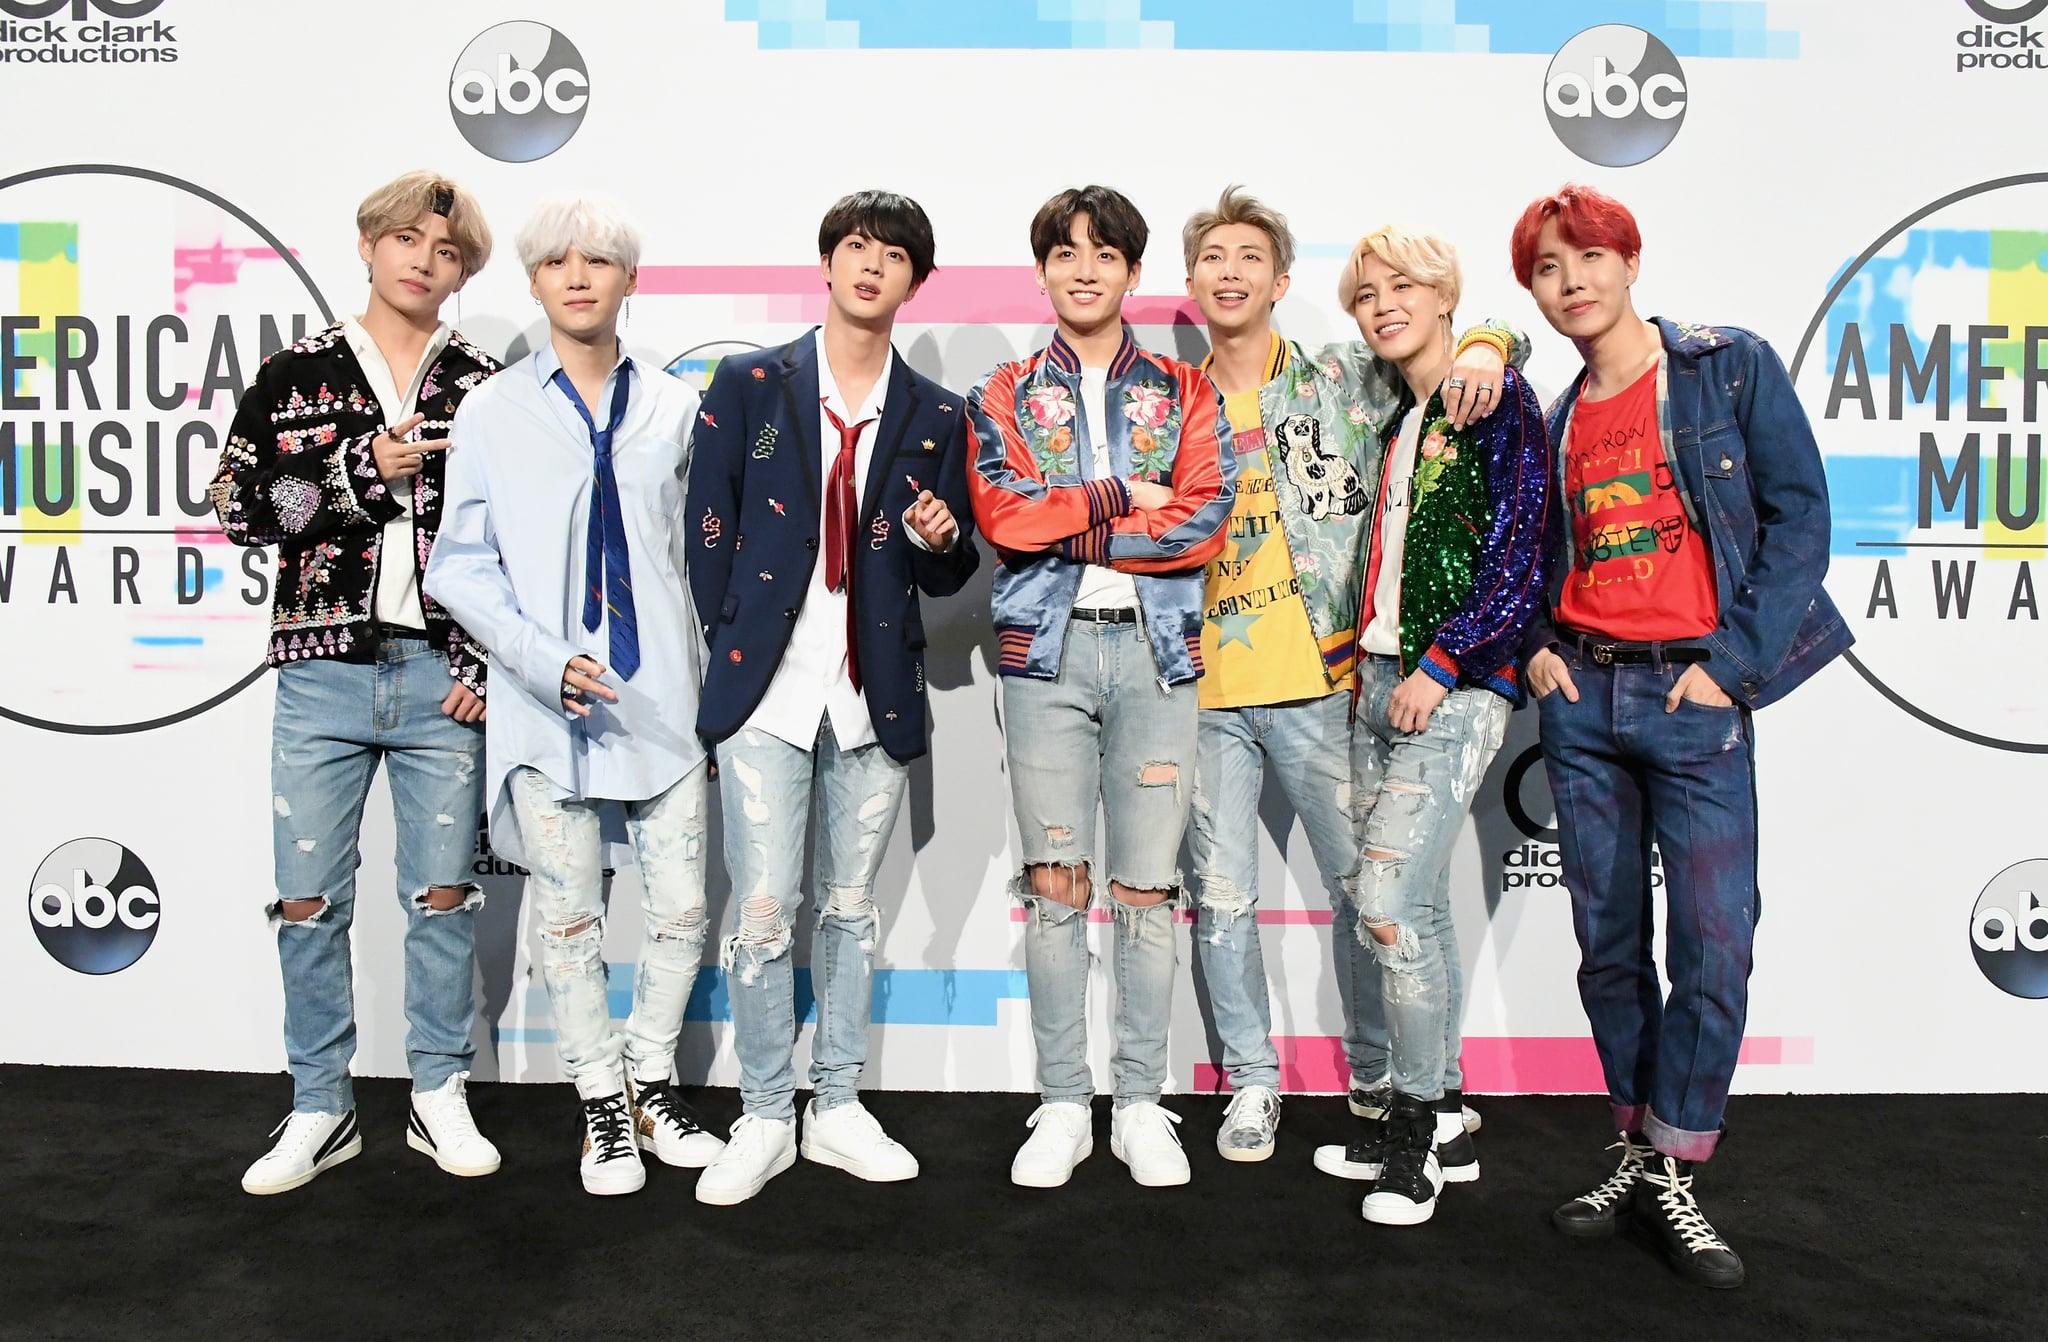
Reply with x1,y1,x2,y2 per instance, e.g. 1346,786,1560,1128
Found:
1070,607,1138,624
1556,627,1710,666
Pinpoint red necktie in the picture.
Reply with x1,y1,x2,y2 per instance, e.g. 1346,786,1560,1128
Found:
821,401,873,692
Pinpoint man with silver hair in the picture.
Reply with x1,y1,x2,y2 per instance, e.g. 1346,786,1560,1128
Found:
427,195,724,1196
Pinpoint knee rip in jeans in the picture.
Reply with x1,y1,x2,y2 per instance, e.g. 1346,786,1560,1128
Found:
1136,761,1180,794
1014,862,1090,919
652,904,709,946
1110,877,1180,942
720,895,793,986
822,883,880,953
412,883,482,916
269,896,329,929
1195,876,1253,943
728,754,772,825
545,913,602,942
1360,912,1420,963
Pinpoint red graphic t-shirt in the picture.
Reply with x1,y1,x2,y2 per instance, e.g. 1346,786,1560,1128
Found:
1555,366,1718,642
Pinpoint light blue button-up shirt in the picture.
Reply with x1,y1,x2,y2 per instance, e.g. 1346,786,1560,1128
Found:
426,340,704,864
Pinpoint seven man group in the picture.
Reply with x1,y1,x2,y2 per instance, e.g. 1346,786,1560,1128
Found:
210,171,1846,1293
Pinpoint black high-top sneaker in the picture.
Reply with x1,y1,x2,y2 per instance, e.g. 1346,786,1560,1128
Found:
1632,1154,1746,1288
1312,1111,1388,1181
1551,1131,1651,1237
1432,1089,1480,1183
1360,1092,1441,1226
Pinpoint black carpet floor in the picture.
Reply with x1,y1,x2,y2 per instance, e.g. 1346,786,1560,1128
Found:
2,1066,2040,1340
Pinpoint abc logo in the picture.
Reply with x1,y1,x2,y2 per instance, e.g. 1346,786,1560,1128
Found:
28,838,161,976
1970,859,2048,999
1544,25,1688,168
448,22,589,164
0,1,164,16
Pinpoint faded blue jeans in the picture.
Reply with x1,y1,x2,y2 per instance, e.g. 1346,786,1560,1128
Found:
508,761,710,1100
1536,648,1759,1162
1002,620,1196,1109
716,722,909,1121
1351,655,1509,1104
269,641,484,1115
1188,690,1388,1093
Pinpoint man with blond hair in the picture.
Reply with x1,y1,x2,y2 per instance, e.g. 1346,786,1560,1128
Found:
213,171,502,1195
1179,186,1518,1163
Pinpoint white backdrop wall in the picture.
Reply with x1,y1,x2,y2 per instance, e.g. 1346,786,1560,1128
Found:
4,0,2044,1096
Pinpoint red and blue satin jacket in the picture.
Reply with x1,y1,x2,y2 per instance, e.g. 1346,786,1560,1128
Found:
966,327,1236,686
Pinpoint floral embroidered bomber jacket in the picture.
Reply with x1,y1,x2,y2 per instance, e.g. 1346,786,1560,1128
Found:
208,322,500,691
1370,367,1551,704
1250,322,1531,689
967,327,1237,686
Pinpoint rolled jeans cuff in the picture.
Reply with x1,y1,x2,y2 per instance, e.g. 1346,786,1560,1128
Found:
1646,1108,1722,1162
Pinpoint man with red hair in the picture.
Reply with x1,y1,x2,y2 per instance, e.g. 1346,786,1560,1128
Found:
1511,185,1849,1288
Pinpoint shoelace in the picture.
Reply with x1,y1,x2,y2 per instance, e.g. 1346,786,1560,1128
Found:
583,1094,635,1163
264,1112,337,1159
1647,1165,1731,1255
1125,1104,1184,1149
1576,1134,1650,1211
635,1080,704,1136
1377,1114,1437,1192
1227,1087,1280,1132
418,1076,482,1142
1024,1103,1084,1132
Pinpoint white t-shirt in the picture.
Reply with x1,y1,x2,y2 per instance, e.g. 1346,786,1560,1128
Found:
1071,366,1140,612
1361,403,1425,656
344,317,447,631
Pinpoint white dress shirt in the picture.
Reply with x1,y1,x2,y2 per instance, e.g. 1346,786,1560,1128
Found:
425,340,705,865
742,329,899,754
1071,365,1140,612
1362,403,1425,656
343,316,447,630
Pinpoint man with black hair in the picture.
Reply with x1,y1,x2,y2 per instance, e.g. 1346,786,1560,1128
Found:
685,190,979,1205
968,185,1236,1190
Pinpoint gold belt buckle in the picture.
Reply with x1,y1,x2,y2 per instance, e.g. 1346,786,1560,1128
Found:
1592,644,1615,665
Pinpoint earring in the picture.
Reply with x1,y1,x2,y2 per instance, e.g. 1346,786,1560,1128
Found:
623,298,631,329
365,263,374,282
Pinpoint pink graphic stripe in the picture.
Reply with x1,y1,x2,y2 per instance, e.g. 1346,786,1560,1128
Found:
1007,908,1332,925
1191,1035,1817,1094
637,265,1200,326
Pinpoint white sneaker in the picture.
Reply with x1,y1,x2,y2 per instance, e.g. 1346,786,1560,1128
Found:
1110,1102,1190,1187
242,1110,361,1195
1216,1085,1281,1162
629,1075,725,1169
694,1113,796,1206
578,1092,646,1196
801,1100,919,1182
1010,1102,1093,1188
407,1072,501,1177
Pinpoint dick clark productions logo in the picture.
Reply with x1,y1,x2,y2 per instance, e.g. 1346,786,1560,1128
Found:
448,22,590,163
29,837,161,975
1958,1,2048,72
1543,25,1689,167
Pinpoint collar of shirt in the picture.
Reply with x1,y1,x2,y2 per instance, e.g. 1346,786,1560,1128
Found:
342,316,450,419
533,336,634,398
813,326,891,425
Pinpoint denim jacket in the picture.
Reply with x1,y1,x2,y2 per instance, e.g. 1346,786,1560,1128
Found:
967,327,1236,686
1524,318,1852,709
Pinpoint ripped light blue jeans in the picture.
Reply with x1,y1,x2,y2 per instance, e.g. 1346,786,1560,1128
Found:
716,723,909,1121
509,761,711,1100
269,641,485,1115
1002,620,1196,1109
1350,655,1509,1103
1188,690,1388,1094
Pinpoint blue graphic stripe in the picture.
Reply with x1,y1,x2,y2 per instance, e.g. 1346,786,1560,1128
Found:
495,965,1031,1042
132,636,204,646
724,0,1796,56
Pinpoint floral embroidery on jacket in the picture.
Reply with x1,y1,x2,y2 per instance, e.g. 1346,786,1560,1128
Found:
1122,380,1179,480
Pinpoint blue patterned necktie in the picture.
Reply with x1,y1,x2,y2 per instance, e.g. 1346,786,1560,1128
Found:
552,362,639,680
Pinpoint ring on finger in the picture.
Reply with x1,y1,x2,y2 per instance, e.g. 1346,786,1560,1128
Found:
1447,377,1466,390
561,681,580,699
1479,383,1494,395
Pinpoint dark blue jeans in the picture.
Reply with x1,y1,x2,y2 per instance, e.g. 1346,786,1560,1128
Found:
1536,649,1758,1162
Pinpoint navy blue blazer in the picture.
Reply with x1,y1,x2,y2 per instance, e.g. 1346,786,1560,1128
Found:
686,332,980,761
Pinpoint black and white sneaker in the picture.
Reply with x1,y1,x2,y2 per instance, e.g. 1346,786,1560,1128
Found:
1551,1130,1650,1237
578,1092,646,1196
1360,1093,1441,1226
241,1110,361,1195
1633,1155,1746,1289
1315,1098,1477,1183
630,1075,725,1169
1351,1076,1481,1133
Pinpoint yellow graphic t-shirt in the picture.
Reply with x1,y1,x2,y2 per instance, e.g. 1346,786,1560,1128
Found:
1199,337,1351,710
